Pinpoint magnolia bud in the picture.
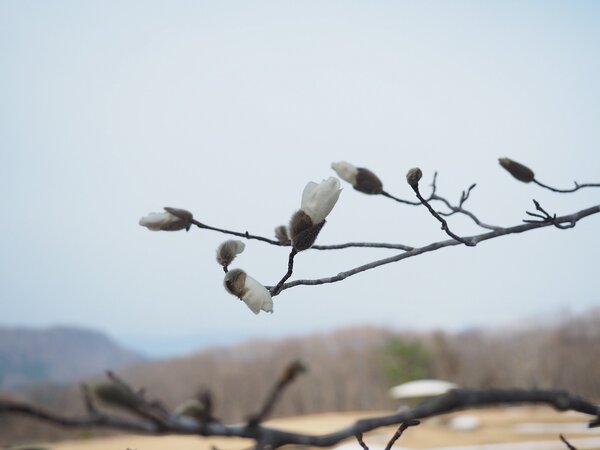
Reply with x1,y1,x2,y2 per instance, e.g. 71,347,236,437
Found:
274,225,289,243
175,399,207,420
139,207,193,231
332,161,383,195
163,207,193,222
300,177,342,224
498,158,535,183
223,269,247,298
289,210,325,251
224,269,273,314
92,382,138,411
406,168,423,187
281,360,308,383
355,168,383,194
216,240,245,268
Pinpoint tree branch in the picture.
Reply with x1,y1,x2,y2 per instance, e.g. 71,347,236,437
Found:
411,184,475,246
2,387,598,449
275,204,599,292
534,179,600,193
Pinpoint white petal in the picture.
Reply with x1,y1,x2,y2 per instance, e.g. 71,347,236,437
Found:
242,275,273,314
139,212,175,231
233,240,246,253
300,177,342,224
331,161,358,185
301,181,318,208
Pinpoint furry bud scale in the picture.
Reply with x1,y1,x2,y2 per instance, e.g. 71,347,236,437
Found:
216,240,245,268
406,168,423,187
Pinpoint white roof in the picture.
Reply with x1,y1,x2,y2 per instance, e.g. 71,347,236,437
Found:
389,379,458,399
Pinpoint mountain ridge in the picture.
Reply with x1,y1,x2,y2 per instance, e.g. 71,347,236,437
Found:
0,325,144,389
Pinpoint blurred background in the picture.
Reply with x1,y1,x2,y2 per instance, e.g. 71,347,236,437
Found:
1,0,599,446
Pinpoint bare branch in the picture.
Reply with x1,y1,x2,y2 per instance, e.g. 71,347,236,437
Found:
380,190,421,205
560,434,578,450
355,433,370,450
411,184,475,246
313,242,414,251
534,179,600,193
385,420,420,450
270,248,298,296
523,200,577,230
431,183,501,231
191,219,413,251
247,361,306,426
191,219,285,246
2,388,598,448
276,204,599,292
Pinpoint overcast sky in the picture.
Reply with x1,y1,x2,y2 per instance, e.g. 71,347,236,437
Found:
1,1,599,356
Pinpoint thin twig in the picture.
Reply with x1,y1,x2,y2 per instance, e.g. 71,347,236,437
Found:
412,185,475,246
380,190,421,205
276,204,600,292
81,384,98,416
384,420,420,450
191,219,284,246
191,219,413,251
247,361,306,426
105,371,170,429
313,242,414,251
534,179,600,193
434,195,500,230
431,183,501,231
523,200,577,230
560,434,577,450
270,248,298,296
380,173,438,206
355,433,369,450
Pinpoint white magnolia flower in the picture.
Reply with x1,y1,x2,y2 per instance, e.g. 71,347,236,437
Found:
331,161,358,185
216,240,245,268
224,269,273,314
139,207,193,231
300,176,342,224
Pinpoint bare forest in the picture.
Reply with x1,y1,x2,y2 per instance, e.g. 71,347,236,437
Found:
2,309,600,445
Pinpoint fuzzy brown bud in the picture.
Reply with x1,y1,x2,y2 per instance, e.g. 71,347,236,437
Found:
274,225,289,243
175,399,207,421
281,360,308,383
498,158,535,183
355,168,383,194
223,269,247,298
216,240,245,268
139,207,194,232
406,168,423,187
289,210,325,251
92,382,139,411
332,161,383,195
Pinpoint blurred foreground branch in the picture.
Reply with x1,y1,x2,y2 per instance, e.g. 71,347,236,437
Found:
1,367,599,449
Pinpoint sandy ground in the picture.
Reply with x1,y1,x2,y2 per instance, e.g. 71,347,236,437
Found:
40,407,600,450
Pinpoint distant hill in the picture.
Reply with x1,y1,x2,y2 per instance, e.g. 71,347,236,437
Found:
0,326,143,389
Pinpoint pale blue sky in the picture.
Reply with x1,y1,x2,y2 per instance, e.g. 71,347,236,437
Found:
1,1,599,356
